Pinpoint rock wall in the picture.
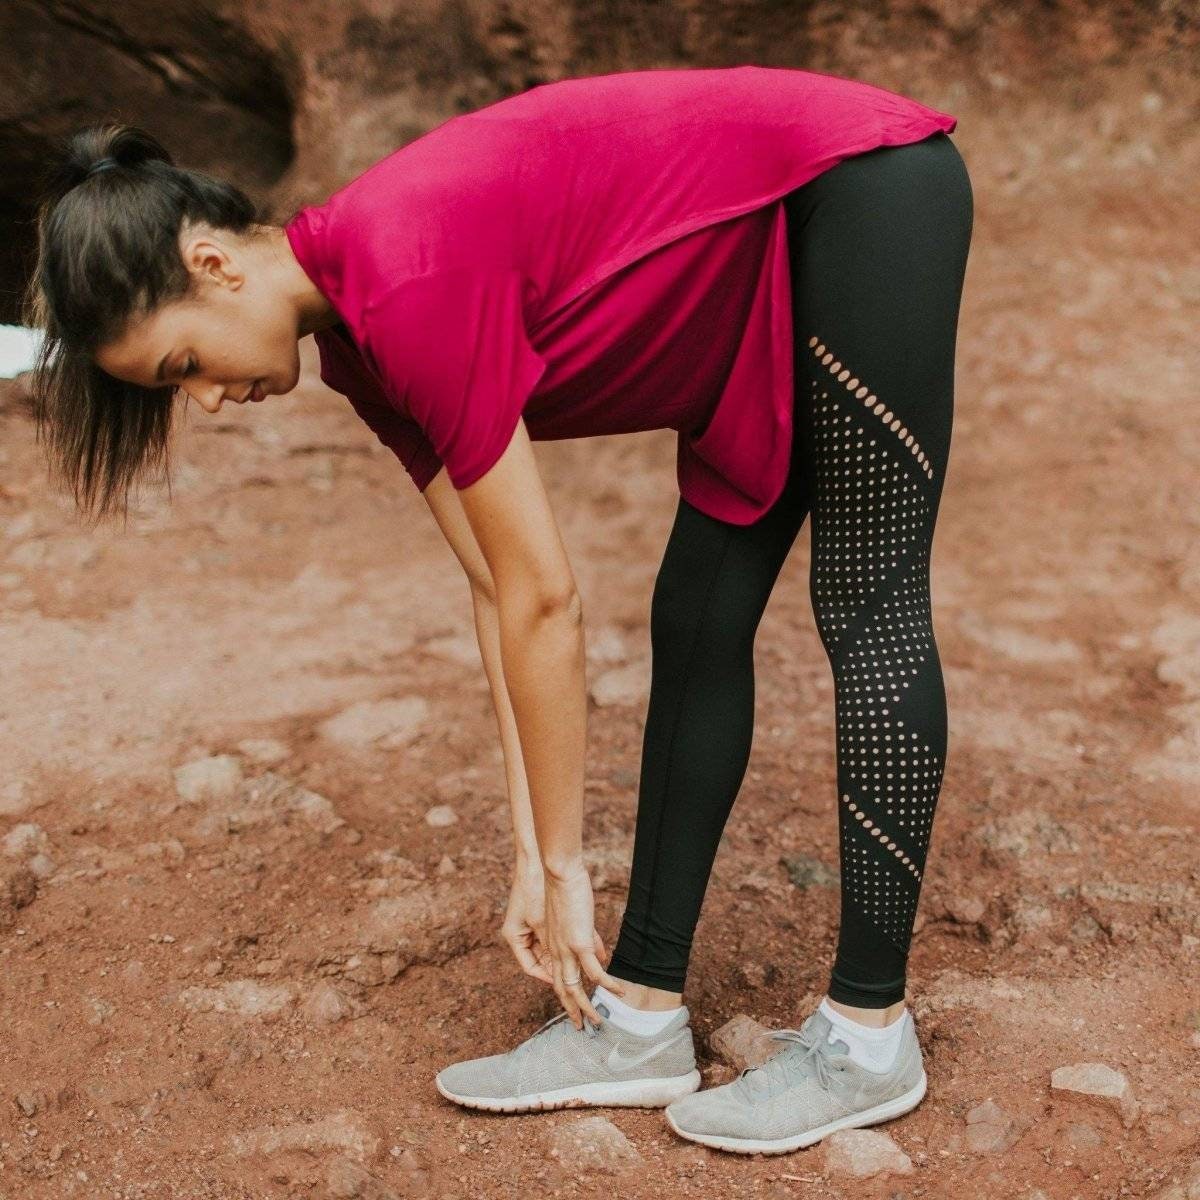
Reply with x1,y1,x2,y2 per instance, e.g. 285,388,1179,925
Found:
1,0,1196,323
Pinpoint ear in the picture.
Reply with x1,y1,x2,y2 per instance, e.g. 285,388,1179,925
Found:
179,231,242,289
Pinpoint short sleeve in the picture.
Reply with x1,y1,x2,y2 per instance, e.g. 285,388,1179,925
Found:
359,267,549,490
342,389,444,491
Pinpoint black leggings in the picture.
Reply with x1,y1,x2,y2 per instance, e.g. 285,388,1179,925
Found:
607,131,974,1009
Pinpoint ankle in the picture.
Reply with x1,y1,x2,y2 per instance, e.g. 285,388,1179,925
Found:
607,979,683,1012
823,995,906,1028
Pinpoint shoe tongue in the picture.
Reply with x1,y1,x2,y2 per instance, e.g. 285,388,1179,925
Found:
803,1010,850,1056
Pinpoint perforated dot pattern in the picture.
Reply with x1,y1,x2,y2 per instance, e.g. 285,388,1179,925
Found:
806,334,947,956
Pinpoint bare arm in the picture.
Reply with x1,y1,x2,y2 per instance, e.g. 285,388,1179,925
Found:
421,464,540,868
445,421,623,1024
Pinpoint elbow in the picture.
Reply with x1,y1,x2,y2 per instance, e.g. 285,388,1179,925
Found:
493,577,582,628
537,587,583,625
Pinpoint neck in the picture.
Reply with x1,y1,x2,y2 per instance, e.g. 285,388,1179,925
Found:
265,224,342,339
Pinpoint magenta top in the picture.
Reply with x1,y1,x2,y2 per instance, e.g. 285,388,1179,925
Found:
284,65,957,524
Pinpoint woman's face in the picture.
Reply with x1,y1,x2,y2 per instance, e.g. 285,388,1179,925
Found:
94,226,302,413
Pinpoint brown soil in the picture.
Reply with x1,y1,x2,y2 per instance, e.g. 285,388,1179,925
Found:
1,69,1198,1200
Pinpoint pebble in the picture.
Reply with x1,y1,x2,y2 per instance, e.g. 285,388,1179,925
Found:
318,697,429,749
546,1115,642,1174
302,981,360,1024
173,755,244,804
823,1128,914,1178
178,979,296,1018
586,625,629,666
780,853,840,889
964,1097,1025,1153
2,822,48,859
229,1109,383,1163
709,1014,786,1071
1050,1061,1139,1127
589,661,650,707
424,805,457,828
236,738,290,766
327,1153,404,1199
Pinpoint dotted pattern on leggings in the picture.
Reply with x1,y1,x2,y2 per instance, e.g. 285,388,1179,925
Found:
806,334,945,953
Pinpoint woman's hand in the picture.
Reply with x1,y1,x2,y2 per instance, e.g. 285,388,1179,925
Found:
543,861,627,1028
500,859,554,985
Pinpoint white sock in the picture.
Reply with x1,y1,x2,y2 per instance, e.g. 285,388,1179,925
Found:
818,996,908,1073
591,984,682,1036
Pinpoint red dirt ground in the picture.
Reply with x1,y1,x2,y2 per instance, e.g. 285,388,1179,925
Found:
1,69,1198,1199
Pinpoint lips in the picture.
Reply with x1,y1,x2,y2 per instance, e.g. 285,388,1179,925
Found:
241,380,264,403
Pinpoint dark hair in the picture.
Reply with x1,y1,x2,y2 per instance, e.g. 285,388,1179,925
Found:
21,122,267,526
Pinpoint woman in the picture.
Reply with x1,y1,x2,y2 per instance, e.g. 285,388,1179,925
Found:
24,64,972,1155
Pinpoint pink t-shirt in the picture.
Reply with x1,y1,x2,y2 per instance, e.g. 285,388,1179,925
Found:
284,65,957,524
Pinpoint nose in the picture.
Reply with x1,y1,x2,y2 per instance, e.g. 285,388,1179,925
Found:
191,385,243,414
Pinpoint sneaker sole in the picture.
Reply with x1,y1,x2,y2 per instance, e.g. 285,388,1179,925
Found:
436,1069,702,1114
664,1070,927,1155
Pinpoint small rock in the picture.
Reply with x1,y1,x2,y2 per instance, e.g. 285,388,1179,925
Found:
26,853,55,880
424,805,457,828
587,625,628,666
1050,1061,1139,1127
174,755,243,804
229,1109,382,1163
327,1153,404,1199
178,979,296,1019
589,661,650,708
15,1092,38,1117
318,697,429,749
1069,913,1104,942
546,1115,642,1174
86,997,116,1026
964,1097,1023,1152
1064,1121,1104,1149
944,893,988,925
436,855,456,876
823,1128,914,1178
236,738,290,766
780,853,839,889
738,961,768,989
0,864,37,927
2,822,48,859
302,981,359,1024
121,960,147,986
709,1015,785,1071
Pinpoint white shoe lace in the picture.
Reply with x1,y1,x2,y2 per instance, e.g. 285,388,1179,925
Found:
513,1010,600,1059
736,1024,848,1098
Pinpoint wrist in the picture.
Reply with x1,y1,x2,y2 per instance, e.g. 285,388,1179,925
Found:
514,846,541,874
542,854,586,884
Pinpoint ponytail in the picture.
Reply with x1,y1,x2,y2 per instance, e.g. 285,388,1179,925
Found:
21,122,266,524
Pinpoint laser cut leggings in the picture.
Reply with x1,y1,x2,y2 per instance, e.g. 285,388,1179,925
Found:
607,131,974,1008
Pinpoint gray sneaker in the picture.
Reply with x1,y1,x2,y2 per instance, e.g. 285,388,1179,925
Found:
435,1002,701,1113
665,1008,927,1154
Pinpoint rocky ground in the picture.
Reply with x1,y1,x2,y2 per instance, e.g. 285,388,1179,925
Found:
1,68,1199,1200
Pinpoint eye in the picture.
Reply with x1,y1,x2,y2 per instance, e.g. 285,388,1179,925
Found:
170,359,196,399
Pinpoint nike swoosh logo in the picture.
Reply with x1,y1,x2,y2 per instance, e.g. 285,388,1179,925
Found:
607,1032,686,1073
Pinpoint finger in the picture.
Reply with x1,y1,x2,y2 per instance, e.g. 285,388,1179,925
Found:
555,958,585,1030
511,939,554,984
570,979,604,1026
577,950,629,1000
593,928,607,959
